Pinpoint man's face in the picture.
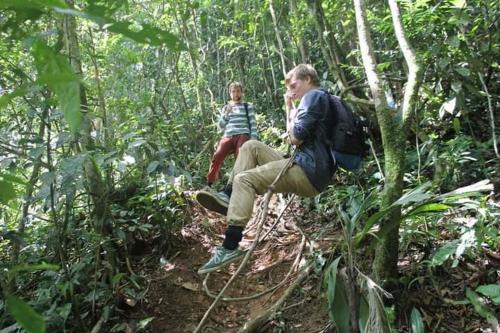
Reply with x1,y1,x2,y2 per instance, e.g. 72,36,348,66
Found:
229,86,242,102
286,76,312,101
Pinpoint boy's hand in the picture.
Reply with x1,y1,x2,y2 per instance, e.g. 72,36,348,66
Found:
224,104,233,115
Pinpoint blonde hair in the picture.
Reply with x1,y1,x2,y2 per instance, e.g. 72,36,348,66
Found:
228,81,243,92
285,64,320,87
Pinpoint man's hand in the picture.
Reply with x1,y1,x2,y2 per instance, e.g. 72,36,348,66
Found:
284,92,295,112
284,92,302,146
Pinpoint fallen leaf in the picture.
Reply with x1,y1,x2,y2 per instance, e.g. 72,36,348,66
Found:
181,281,199,291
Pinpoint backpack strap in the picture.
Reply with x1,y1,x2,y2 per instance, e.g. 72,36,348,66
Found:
243,102,252,136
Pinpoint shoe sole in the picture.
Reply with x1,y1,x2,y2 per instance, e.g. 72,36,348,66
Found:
196,191,228,215
197,252,245,274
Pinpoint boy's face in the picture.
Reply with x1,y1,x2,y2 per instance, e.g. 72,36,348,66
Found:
286,76,312,101
229,86,242,102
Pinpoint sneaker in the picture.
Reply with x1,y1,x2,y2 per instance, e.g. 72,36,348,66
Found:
196,189,229,215
197,246,245,274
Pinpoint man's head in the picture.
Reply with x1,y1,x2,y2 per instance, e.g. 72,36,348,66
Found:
228,81,243,103
285,64,320,101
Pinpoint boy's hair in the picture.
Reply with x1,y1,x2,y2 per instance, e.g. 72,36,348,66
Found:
228,81,243,92
285,64,320,87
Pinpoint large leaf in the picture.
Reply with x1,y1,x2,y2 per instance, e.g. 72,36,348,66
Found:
476,285,500,305
1,1,185,50
351,191,379,225
430,241,458,267
6,296,46,333
404,203,451,218
438,179,493,199
0,0,67,10
31,41,82,134
0,179,16,205
410,307,425,333
465,288,498,328
394,182,433,206
355,208,391,246
107,21,185,49
324,257,350,333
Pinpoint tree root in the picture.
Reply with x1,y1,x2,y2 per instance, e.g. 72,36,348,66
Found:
202,235,306,302
239,262,313,333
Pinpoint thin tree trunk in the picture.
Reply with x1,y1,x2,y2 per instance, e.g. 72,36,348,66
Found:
290,0,309,63
353,0,404,293
269,0,288,77
177,9,207,121
388,0,422,126
62,0,116,273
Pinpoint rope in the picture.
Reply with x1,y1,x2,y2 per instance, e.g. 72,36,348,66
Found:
193,149,297,333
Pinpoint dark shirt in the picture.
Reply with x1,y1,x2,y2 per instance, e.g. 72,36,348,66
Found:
292,89,336,192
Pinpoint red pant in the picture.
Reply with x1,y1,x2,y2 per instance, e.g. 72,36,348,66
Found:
207,134,250,183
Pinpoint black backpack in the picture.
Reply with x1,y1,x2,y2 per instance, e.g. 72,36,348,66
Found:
324,93,369,171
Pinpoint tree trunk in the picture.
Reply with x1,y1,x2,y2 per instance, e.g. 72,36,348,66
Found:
269,0,288,77
307,0,349,89
289,0,309,63
62,0,116,273
353,0,404,289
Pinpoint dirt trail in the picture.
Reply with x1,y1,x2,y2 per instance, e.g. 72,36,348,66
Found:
123,192,499,332
126,193,335,332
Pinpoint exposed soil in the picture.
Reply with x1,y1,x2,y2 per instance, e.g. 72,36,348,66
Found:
121,192,499,333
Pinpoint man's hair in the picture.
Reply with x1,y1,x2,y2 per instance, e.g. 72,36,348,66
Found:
285,64,320,87
228,81,243,92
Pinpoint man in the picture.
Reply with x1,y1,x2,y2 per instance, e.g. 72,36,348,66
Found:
197,64,337,274
205,81,258,188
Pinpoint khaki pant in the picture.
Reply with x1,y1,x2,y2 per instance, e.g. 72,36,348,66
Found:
227,140,319,226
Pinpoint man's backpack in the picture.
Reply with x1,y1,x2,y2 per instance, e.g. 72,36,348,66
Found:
325,93,369,171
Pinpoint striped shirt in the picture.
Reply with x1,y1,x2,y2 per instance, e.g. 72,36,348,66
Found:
218,102,258,139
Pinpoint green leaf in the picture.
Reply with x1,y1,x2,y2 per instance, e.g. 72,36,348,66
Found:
6,296,46,333
324,257,350,333
31,41,82,134
147,161,160,174
0,179,16,205
410,307,425,333
358,296,369,333
454,66,470,77
332,277,351,333
351,191,378,225
106,21,185,50
0,172,26,185
450,0,466,8
431,241,458,267
438,180,493,199
0,85,37,109
394,182,433,206
355,208,391,246
465,288,498,328
476,285,500,305
0,0,68,10
405,203,451,217
137,317,155,330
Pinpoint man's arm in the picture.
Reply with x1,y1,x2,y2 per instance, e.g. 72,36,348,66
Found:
292,92,325,144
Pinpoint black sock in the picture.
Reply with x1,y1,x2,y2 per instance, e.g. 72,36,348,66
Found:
207,182,213,187
223,183,232,197
222,225,243,250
